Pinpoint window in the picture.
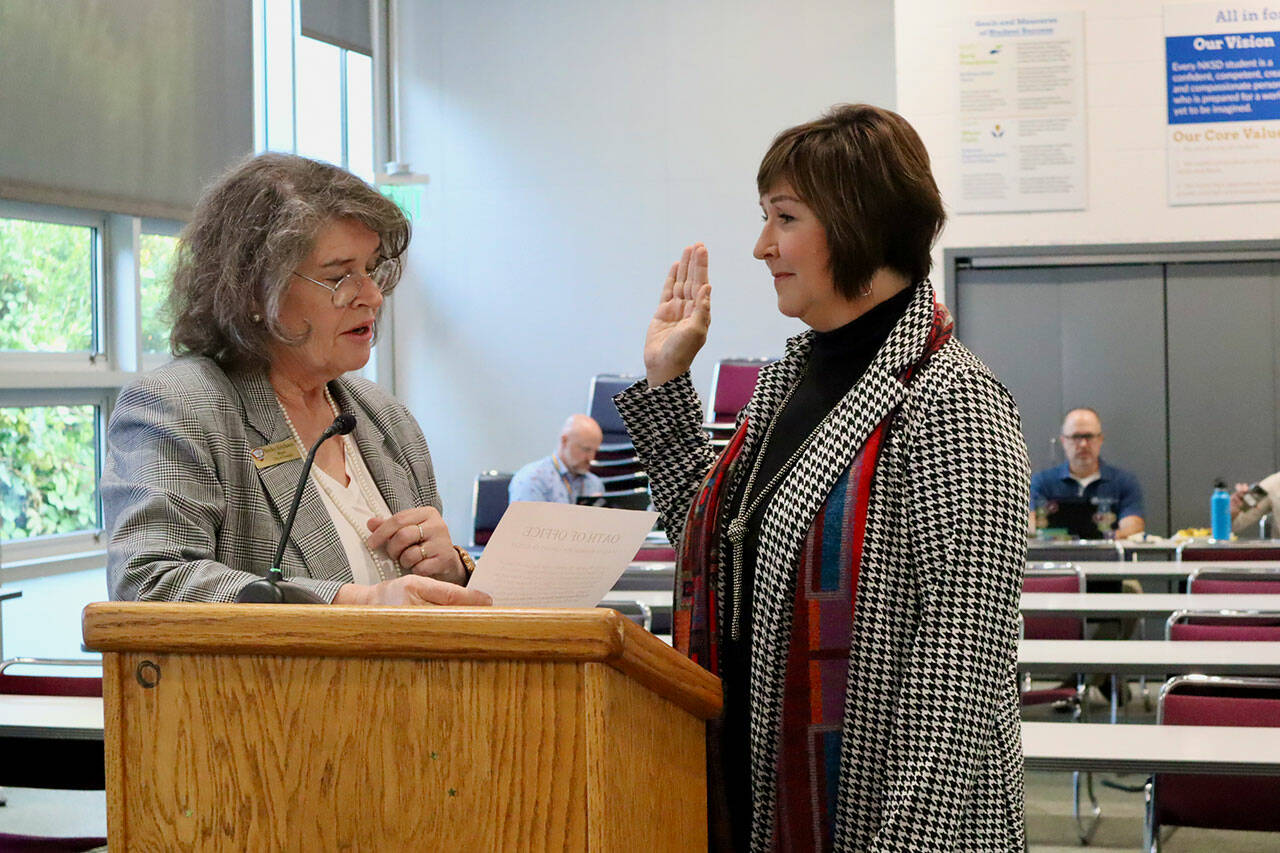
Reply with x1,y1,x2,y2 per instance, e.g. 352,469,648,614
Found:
0,403,99,541
0,201,180,569
139,232,178,356
254,0,384,383
256,0,375,181
0,217,95,353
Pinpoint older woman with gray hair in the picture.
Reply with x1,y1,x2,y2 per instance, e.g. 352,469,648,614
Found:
103,152,489,606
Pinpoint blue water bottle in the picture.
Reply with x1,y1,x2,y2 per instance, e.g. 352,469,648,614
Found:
1211,480,1231,541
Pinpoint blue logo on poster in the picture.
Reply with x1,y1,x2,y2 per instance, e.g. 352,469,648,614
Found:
1166,32,1280,124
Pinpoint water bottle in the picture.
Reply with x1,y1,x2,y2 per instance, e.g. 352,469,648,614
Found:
1211,480,1231,541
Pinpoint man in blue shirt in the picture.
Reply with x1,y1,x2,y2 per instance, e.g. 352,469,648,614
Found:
508,414,606,504
1030,407,1146,539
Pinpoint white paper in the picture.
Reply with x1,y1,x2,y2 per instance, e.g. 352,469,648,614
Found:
467,501,659,607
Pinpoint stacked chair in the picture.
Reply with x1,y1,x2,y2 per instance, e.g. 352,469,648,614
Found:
585,374,650,509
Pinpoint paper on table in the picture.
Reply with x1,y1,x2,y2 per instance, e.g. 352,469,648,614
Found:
468,501,659,607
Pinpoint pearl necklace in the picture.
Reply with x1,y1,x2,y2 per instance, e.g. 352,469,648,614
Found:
277,387,396,582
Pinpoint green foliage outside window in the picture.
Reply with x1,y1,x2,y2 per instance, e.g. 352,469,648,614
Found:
139,233,177,354
0,405,98,541
0,218,93,352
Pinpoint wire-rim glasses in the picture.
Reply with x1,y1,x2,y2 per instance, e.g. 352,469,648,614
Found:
291,261,396,308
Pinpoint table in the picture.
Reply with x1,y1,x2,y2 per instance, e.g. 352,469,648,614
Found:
1020,592,1280,619
1019,639,1280,676
1023,721,1280,776
0,693,104,789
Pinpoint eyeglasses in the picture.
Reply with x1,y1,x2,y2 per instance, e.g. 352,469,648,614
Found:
1061,432,1102,444
291,261,396,308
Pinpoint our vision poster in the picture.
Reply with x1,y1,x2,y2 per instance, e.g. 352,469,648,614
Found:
1166,3,1280,204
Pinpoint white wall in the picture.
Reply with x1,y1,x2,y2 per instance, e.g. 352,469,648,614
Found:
389,0,897,535
895,0,1280,271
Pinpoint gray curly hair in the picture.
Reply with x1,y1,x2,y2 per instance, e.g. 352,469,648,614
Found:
169,152,410,371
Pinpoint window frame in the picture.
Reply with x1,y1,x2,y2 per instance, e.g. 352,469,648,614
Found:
0,198,183,578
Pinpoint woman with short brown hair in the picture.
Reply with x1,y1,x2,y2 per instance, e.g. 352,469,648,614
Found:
616,104,1028,850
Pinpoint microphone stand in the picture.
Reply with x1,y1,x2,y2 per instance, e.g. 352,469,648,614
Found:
236,413,357,604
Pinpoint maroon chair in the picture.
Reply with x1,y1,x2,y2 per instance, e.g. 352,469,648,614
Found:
1167,608,1280,641
1187,566,1280,594
1145,675,1280,851
0,659,106,852
1020,564,1099,842
706,358,773,425
1020,564,1087,715
1180,545,1280,561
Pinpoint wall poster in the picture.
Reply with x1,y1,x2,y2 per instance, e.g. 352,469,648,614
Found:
956,12,1087,213
1166,3,1280,205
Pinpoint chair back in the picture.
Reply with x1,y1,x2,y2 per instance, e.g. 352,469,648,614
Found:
587,374,640,448
1187,566,1280,594
1166,609,1280,641
708,358,772,424
1023,563,1085,640
1026,541,1123,562
0,658,102,697
1152,675,1280,833
472,470,513,547
1180,545,1280,561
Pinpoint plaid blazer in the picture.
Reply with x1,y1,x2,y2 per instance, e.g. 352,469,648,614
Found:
103,356,442,603
615,280,1030,850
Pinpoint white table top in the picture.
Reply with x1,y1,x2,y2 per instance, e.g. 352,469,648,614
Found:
0,694,103,740
1023,721,1280,775
1020,592,1280,618
5,693,1276,775
1057,560,1280,579
1019,639,1280,675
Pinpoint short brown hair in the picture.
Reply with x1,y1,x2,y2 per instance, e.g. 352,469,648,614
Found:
756,104,944,298
169,152,410,371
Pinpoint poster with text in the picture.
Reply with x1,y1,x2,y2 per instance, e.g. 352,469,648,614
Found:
956,12,1087,213
1166,3,1280,205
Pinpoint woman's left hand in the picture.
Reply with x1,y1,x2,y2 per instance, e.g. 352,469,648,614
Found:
366,506,466,585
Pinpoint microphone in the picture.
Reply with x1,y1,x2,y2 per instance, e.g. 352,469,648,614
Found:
236,413,359,603
1232,471,1280,534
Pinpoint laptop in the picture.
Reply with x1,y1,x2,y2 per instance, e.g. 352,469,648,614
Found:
1042,496,1115,540
576,492,652,511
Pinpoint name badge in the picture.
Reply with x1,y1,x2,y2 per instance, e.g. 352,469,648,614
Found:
250,439,301,469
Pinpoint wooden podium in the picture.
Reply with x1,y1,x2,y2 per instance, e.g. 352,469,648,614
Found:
82,603,721,851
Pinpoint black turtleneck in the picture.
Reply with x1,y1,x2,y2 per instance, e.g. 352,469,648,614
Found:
716,283,915,848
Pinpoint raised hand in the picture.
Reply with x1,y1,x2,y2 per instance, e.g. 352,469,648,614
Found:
644,243,712,387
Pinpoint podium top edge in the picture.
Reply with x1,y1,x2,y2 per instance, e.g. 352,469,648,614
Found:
81,603,722,719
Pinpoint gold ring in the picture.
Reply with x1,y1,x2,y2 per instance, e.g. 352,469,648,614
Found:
417,522,427,541
418,544,428,563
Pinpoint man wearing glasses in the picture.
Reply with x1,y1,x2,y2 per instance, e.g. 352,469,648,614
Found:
1030,407,1146,539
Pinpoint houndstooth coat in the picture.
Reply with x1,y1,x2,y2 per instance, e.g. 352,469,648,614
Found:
615,280,1030,851
103,356,443,603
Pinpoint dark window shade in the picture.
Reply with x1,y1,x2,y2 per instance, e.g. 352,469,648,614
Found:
301,0,372,55
0,0,253,219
